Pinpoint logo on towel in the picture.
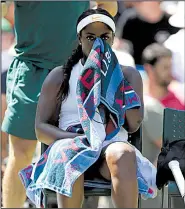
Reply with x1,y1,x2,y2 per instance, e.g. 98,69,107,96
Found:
102,48,111,76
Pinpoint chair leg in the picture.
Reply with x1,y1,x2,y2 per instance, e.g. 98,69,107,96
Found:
41,190,48,208
138,194,141,208
44,195,48,208
161,185,169,208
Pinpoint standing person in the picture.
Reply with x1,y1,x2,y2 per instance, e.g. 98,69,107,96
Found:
1,1,118,208
142,43,185,110
116,1,179,64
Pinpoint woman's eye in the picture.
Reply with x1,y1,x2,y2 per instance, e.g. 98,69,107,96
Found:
87,36,95,41
102,36,109,40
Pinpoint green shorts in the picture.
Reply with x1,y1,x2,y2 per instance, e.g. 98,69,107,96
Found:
2,58,51,140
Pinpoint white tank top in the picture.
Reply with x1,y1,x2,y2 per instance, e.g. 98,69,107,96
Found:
58,60,83,130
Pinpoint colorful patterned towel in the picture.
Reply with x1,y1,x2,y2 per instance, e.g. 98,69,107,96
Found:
19,38,157,207
76,38,141,148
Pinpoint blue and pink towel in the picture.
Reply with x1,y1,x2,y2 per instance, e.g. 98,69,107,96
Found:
19,38,157,207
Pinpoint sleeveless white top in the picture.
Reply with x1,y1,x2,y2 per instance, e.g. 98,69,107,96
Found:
59,60,83,130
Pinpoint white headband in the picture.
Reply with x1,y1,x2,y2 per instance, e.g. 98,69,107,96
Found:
77,14,115,34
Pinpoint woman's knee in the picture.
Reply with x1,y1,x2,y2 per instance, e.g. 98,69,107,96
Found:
105,142,136,176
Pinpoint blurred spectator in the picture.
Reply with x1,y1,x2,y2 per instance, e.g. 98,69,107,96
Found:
160,1,178,16
114,1,135,24
168,81,185,105
164,1,185,83
116,1,179,64
142,43,185,110
1,17,15,174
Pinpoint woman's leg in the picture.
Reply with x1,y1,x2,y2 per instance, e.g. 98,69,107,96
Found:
99,142,138,208
57,174,84,208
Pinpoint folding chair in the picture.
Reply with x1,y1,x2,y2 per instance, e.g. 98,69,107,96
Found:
161,108,185,208
40,128,142,208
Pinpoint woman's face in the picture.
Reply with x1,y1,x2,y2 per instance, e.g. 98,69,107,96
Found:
79,22,114,57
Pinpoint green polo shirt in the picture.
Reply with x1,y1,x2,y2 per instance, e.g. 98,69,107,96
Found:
14,1,89,69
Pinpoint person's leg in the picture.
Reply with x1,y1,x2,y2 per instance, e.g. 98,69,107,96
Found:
57,174,84,208
2,135,37,207
82,157,105,209
99,142,138,208
1,58,51,207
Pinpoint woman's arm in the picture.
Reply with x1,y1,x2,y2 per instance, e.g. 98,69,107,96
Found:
35,67,82,145
122,66,144,133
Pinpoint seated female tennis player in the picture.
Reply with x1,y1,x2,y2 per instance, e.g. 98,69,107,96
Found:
20,8,156,208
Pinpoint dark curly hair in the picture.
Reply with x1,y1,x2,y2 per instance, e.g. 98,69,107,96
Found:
58,8,115,103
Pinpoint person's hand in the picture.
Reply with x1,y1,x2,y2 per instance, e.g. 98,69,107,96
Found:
1,2,14,26
95,1,118,17
1,3,8,17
